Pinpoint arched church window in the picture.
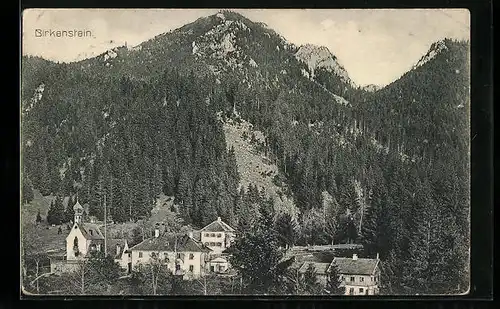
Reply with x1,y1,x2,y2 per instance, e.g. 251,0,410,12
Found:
73,236,80,256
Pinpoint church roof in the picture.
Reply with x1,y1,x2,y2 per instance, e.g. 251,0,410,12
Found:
298,262,331,275
130,233,211,253
200,217,235,233
77,223,105,240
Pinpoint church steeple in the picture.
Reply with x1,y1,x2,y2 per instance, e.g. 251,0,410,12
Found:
73,198,83,224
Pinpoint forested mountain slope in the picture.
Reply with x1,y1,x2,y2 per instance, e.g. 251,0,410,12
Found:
21,11,470,294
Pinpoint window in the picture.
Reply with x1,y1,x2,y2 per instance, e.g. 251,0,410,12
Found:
350,276,355,282
340,275,344,280
359,288,364,294
139,252,143,258
189,265,194,272
371,276,374,282
360,277,364,282
189,253,194,260
205,233,210,237
151,252,157,258
176,264,180,271
177,253,181,259
210,233,215,237
216,242,222,246
216,233,222,238
89,230,93,236
349,288,354,295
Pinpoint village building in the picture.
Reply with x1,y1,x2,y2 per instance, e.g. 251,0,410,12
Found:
199,217,236,255
328,253,381,295
129,230,211,279
49,200,131,274
207,256,230,273
291,253,381,295
66,201,105,260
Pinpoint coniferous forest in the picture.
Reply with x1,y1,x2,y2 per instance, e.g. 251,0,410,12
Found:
21,11,470,295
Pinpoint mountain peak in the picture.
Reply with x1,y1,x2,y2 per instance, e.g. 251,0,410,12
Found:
295,44,355,87
361,84,383,92
413,39,449,69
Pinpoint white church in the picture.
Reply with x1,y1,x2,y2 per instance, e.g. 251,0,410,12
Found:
49,200,131,273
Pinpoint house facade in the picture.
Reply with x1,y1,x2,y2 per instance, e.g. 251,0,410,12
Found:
199,217,236,254
129,230,211,279
328,254,381,295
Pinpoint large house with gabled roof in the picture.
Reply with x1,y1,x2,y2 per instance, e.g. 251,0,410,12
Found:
327,254,381,295
129,230,211,279
290,253,381,295
199,217,236,254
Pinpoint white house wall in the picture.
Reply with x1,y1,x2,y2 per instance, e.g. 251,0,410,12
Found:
131,250,207,278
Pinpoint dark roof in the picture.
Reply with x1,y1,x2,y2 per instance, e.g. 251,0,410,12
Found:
200,219,235,233
130,233,211,253
329,257,379,275
106,239,128,259
77,223,104,240
298,262,331,275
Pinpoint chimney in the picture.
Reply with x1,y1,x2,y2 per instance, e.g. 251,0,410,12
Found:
376,253,379,260
188,231,193,239
116,244,121,256
352,254,358,260
217,217,221,222
154,229,160,238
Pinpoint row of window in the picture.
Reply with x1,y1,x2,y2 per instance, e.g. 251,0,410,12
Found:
175,264,196,272
204,233,223,238
204,242,223,247
341,275,378,283
348,287,367,295
137,252,195,260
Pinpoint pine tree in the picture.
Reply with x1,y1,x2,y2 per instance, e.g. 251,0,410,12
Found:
274,212,298,249
47,196,65,225
230,196,285,294
303,263,322,294
64,197,75,223
326,261,344,295
38,154,51,196
324,193,340,245
361,182,391,257
22,175,35,204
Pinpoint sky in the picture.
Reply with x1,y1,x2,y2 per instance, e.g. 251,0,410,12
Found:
22,9,470,86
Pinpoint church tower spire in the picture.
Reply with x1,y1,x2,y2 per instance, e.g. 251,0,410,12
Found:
73,199,83,224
